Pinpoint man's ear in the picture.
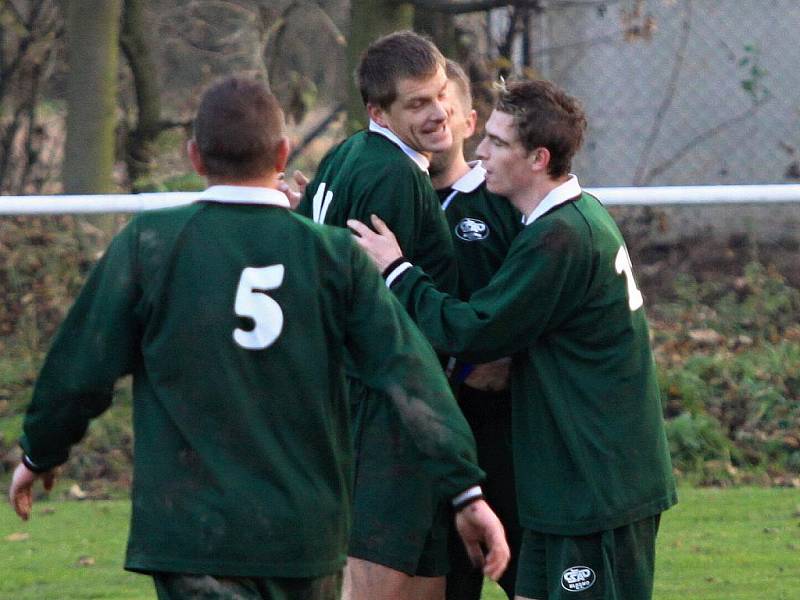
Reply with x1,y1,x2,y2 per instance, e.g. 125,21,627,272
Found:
367,103,389,128
464,109,478,140
530,147,551,174
187,139,206,176
275,136,290,173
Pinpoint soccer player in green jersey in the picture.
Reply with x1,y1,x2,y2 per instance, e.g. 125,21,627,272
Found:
350,79,677,600
7,77,510,600
296,32,467,600
433,60,523,600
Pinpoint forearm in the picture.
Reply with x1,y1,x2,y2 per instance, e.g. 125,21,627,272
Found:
19,228,138,469
387,264,515,363
21,373,114,470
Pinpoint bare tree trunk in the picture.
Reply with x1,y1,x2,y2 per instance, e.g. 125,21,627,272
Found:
0,0,61,194
63,0,123,193
120,0,162,190
414,8,457,57
346,0,414,133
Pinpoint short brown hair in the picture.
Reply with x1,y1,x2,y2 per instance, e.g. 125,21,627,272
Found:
357,31,445,109
445,59,472,112
496,80,587,178
193,77,285,180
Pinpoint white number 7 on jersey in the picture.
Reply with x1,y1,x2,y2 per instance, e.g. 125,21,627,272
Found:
233,265,285,350
614,246,644,311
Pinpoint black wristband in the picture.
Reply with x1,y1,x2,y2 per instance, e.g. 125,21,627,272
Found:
453,492,484,513
381,256,409,279
22,454,49,474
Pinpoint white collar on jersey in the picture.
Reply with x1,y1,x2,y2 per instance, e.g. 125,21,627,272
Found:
197,185,290,208
523,174,581,226
368,120,430,173
442,161,487,211
451,160,487,193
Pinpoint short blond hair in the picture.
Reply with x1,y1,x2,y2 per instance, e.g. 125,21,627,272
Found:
445,59,472,112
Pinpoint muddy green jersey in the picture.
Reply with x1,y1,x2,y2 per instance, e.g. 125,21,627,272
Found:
20,186,482,578
296,125,463,565
390,179,677,536
438,162,522,299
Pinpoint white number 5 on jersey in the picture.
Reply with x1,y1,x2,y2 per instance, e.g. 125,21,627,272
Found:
614,246,644,311
233,265,285,350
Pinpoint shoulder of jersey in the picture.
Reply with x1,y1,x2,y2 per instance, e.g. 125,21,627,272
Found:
365,132,426,170
132,201,204,233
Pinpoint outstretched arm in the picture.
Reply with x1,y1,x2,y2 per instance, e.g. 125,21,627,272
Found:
350,212,582,362
20,222,141,479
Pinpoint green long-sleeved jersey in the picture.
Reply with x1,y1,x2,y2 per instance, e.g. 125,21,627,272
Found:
297,125,457,294
20,186,482,578
390,182,677,535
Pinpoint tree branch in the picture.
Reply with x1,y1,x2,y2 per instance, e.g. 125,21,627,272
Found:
311,1,346,46
158,119,194,131
120,0,164,186
633,0,692,185
288,103,345,164
0,0,47,99
5,0,30,28
408,0,624,14
0,100,31,193
641,100,768,185
20,60,45,194
25,44,60,194
409,0,543,14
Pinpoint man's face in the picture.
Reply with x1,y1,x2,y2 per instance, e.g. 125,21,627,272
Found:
429,80,476,175
370,66,452,154
476,110,535,198
444,81,475,150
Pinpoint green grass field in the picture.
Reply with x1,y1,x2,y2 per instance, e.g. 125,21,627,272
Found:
1,487,798,599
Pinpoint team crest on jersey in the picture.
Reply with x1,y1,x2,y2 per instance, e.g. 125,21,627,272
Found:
455,218,489,241
561,566,596,592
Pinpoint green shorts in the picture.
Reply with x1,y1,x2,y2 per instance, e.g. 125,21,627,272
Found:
152,571,342,600
347,379,451,577
516,514,661,600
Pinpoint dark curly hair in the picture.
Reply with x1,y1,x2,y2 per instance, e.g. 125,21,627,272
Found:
495,79,587,178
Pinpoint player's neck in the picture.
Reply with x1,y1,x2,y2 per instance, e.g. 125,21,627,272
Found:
206,172,280,190
430,154,471,190
513,174,571,219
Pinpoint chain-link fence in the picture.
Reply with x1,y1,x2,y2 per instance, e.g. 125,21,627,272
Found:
485,0,800,186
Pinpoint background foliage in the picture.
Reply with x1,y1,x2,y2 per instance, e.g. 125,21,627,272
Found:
1,219,799,490
2,0,799,490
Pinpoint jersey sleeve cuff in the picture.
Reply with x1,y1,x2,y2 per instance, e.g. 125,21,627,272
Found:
452,485,484,511
384,260,413,288
21,453,49,474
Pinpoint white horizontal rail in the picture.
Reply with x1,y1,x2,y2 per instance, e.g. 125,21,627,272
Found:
0,192,198,215
1,185,800,215
586,184,800,206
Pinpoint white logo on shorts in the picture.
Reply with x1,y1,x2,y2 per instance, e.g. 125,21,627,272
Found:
561,566,596,592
